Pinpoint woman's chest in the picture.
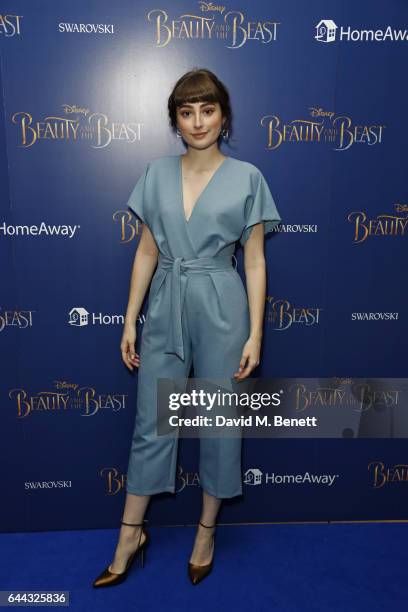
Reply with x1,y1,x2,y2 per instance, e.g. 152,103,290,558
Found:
145,161,249,235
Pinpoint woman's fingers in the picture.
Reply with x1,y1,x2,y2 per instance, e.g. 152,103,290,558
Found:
120,338,140,370
233,353,250,379
233,350,259,380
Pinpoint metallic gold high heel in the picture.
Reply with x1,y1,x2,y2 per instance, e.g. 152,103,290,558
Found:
188,521,216,585
92,519,149,588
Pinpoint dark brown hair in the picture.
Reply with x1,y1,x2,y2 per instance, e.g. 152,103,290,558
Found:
167,68,232,143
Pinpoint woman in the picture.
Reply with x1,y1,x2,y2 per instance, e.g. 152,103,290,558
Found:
93,68,281,588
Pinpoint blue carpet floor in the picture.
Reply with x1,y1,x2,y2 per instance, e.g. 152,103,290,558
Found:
1,523,407,611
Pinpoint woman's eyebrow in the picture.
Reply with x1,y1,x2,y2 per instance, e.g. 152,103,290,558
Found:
179,102,214,108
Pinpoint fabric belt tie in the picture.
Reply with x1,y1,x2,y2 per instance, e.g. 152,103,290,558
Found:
157,253,237,361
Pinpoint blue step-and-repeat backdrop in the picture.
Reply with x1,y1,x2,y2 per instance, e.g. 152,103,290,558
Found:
1,1,407,532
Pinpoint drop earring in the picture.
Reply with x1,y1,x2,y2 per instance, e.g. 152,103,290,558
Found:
176,128,182,138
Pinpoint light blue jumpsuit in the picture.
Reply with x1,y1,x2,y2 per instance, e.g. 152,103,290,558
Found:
125,154,281,498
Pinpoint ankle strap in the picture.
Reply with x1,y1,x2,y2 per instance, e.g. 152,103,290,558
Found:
121,519,147,527
199,520,216,528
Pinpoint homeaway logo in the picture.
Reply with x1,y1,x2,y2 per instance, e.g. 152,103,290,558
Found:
69,307,89,326
68,307,130,326
244,467,339,486
0,222,80,238
68,306,146,327
315,19,337,43
315,18,408,43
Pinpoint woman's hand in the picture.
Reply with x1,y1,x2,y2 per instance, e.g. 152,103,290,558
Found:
233,335,261,380
121,322,140,371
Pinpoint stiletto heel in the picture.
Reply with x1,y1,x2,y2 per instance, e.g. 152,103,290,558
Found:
188,521,216,585
92,518,149,588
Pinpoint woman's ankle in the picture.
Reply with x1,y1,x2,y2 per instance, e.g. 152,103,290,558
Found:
120,524,143,541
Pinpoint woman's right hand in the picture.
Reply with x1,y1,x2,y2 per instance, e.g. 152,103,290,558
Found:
120,323,140,371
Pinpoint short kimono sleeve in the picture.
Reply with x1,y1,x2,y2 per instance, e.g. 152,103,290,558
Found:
240,169,282,246
127,162,150,223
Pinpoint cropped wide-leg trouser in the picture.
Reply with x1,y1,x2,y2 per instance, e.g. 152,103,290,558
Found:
126,256,250,499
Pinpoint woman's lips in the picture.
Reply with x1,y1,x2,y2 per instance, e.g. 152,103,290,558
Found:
192,132,208,139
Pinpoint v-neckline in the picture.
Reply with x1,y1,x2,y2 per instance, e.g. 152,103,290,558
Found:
179,154,229,224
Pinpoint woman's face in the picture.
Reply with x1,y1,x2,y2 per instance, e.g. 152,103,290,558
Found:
176,100,225,150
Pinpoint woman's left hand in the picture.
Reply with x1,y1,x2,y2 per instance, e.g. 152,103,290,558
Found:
233,336,262,380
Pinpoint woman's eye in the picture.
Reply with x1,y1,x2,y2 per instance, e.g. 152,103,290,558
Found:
180,109,214,117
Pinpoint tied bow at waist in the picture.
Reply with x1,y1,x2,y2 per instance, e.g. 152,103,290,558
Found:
157,253,237,361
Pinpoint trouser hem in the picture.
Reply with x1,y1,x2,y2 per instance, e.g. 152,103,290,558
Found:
126,484,175,495
201,485,243,499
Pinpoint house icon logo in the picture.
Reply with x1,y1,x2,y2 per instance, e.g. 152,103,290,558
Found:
69,307,89,326
315,19,337,43
244,468,263,485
